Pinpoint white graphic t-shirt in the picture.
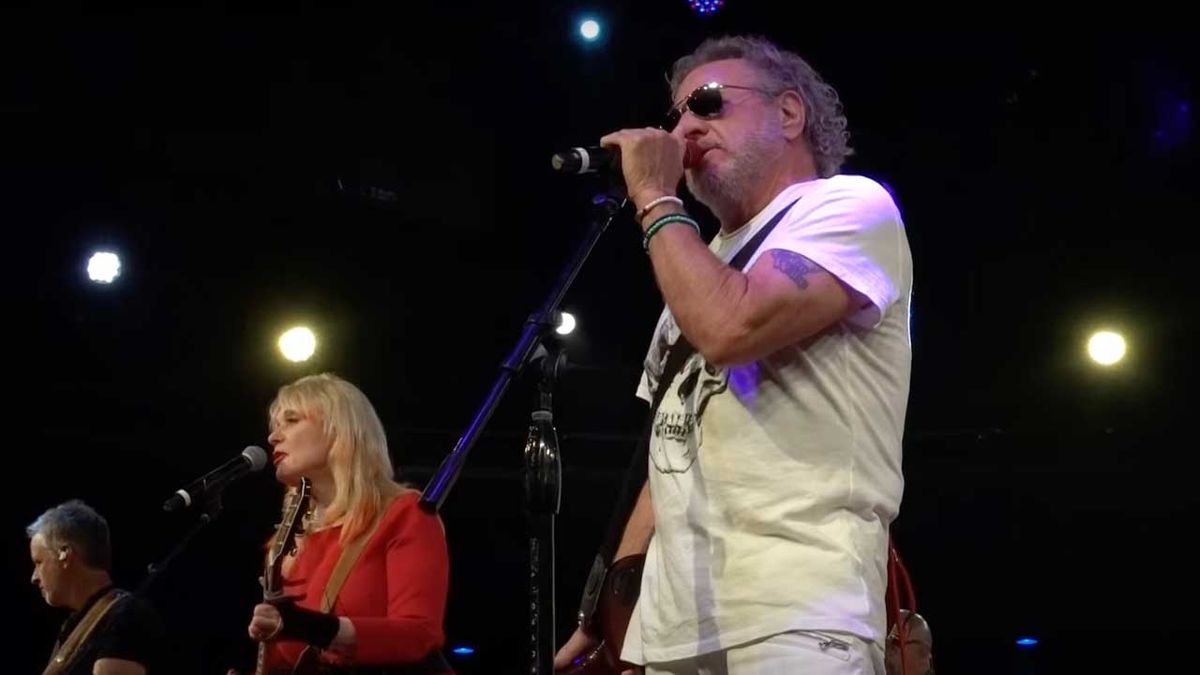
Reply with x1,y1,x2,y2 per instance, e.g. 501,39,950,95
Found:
622,175,913,664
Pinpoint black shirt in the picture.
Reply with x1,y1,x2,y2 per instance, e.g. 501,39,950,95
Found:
51,585,163,674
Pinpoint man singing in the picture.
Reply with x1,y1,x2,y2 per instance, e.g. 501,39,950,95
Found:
557,34,913,675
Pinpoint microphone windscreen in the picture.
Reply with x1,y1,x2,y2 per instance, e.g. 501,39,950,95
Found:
242,445,268,471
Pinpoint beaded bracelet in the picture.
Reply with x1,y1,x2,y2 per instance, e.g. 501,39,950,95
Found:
642,213,701,251
635,195,684,223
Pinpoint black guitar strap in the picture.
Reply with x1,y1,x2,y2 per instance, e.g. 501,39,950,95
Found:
577,196,802,629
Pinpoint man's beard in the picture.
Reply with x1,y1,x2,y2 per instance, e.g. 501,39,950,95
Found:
685,123,786,222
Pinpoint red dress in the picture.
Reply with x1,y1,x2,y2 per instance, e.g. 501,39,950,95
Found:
264,490,452,672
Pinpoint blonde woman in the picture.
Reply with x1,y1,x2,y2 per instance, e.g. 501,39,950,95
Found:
245,373,452,674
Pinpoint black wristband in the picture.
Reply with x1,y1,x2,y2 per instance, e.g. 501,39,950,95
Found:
272,600,340,649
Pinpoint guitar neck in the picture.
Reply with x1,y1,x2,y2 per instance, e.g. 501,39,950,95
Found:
255,641,267,675
255,479,310,675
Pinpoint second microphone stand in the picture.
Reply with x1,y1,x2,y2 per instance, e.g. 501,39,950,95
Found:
419,182,627,674
524,344,565,675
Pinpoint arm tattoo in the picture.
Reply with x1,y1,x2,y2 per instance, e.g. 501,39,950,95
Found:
769,250,823,291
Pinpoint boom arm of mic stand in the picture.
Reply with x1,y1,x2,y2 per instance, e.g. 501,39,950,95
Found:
137,493,224,597
419,188,627,513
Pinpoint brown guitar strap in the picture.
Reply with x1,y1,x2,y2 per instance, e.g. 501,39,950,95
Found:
291,497,396,669
320,496,396,612
43,588,123,675
298,494,453,674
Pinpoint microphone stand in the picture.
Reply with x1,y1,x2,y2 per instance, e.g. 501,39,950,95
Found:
525,345,564,675
136,493,224,597
419,184,626,513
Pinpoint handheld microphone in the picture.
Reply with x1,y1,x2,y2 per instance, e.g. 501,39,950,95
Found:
551,143,705,174
162,445,269,512
550,146,618,174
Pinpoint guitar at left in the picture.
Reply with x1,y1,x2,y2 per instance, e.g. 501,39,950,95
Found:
254,478,312,675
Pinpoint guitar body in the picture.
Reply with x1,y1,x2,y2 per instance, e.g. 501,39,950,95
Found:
563,554,646,675
255,478,312,675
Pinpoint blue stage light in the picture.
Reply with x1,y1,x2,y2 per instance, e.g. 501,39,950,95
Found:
688,0,725,15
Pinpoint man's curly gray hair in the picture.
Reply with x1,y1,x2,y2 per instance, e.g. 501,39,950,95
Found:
669,35,853,177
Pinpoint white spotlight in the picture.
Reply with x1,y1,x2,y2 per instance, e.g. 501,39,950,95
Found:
1087,330,1126,366
556,312,577,336
579,19,601,41
87,251,121,284
279,327,317,362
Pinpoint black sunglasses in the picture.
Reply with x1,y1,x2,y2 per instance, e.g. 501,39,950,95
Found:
663,82,775,131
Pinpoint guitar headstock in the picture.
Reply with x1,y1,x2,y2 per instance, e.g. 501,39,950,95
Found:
263,478,311,597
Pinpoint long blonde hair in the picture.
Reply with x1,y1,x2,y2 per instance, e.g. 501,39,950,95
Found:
269,373,401,544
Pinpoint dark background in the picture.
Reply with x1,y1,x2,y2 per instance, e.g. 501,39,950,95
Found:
3,5,1195,673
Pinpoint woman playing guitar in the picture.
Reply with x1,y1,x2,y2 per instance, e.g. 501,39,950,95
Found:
243,373,454,675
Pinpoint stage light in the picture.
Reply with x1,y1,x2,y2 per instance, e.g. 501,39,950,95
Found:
278,327,316,362
451,645,475,655
1087,330,1126,366
556,311,577,336
688,0,725,15
1016,636,1039,647
87,251,121,284
579,19,601,41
